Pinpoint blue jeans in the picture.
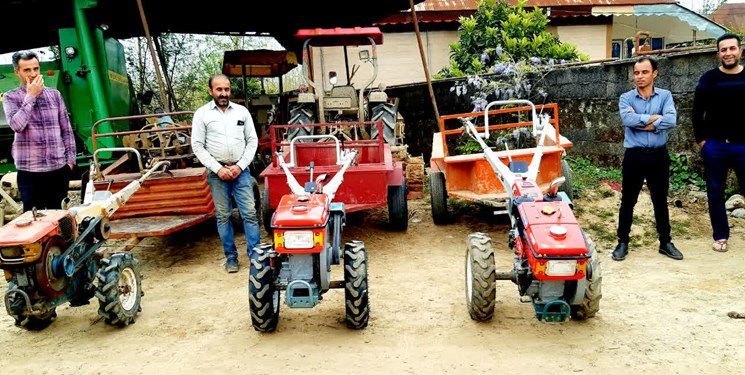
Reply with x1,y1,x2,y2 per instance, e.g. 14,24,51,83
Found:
701,140,745,241
207,170,261,261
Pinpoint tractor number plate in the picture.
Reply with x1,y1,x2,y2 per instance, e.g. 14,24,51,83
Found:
324,97,352,109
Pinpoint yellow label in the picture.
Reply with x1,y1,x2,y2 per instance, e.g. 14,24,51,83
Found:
108,71,129,85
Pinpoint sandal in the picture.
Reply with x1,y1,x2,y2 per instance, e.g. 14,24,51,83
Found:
712,240,728,253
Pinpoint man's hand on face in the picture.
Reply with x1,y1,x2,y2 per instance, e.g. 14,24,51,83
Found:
26,75,44,97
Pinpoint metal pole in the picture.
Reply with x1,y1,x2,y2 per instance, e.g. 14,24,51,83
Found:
136,0,170,112
72,0,115,149
410,0,440,125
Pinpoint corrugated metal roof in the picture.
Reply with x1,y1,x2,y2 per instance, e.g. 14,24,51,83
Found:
709,3,745,30
410,0,676,12
377,0,681,24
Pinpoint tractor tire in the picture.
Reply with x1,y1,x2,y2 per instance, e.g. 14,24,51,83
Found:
370,103,397,145
559,159,574,200
12,308,57,331
571,231,602,320
261,186,274,234
429,171,448,225
95,252,143,327
249,243,280,332
465,233,496,321
343,240,369,329
287,105,314,141
387,183,408,231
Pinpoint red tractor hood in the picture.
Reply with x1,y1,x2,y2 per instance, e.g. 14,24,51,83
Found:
272,194,329,228
0,210,70,246
519,201,589,258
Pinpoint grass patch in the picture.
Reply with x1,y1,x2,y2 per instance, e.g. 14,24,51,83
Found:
564,156,622,197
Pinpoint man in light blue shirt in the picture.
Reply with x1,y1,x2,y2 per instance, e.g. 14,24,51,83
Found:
612,57,683,261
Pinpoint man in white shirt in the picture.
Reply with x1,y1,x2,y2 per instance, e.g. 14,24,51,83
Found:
191,74,261,273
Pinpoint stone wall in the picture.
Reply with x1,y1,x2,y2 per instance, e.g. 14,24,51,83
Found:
387,47,722,169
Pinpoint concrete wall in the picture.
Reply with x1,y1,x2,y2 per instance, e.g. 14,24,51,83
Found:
387,47,722,168
309,30,458,90
550,24,611,60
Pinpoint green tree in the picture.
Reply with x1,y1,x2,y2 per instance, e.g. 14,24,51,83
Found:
438,0,586,78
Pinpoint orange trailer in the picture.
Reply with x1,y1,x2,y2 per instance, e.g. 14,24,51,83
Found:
428,102,574,223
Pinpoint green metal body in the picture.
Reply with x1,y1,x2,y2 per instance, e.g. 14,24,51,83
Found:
0,0,135,173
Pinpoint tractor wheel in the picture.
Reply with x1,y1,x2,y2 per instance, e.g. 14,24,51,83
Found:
95,252,143,327
12,308,57,331
343,240,369,329
559,159,574,200
429,171,448,225
249,243,280,332
261,186,274,234
465,233,496,321
571,231,602,320
287,104,314,141
387,183,408,231
370,103,397,145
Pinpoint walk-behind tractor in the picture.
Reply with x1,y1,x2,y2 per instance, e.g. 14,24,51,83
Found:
0,149,167,330
454,100,601,323
249,134,369,332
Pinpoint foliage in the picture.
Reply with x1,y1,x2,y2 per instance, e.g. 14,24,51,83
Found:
436,0,587,111
123,34,302,114
564,156,622,197
437,0,586,79
668,153,706,192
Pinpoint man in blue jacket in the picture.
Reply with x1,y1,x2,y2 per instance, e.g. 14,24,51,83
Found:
612,56,683,261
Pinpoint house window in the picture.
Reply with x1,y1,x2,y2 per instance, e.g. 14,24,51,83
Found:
615,37,665,58
612,40,622,58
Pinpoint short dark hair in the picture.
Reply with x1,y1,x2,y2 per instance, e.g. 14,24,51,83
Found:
11,50,39,69
716,33,741,49
208,74,229,89
635,56,658,72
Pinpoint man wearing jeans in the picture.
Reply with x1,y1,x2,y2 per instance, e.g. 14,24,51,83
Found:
612,57,683,261
692,33,745,253
192,74,261,273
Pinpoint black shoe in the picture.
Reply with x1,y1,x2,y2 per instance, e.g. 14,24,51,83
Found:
659,242,684,260
226,258,239,273
612,243,628,261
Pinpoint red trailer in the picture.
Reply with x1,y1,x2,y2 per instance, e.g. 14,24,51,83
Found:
259,121,407,232
259,27,408,232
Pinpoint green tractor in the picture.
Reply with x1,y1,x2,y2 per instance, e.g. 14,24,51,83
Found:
0,28,139,175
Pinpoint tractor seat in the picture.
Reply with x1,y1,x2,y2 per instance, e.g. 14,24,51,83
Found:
325,85,358,115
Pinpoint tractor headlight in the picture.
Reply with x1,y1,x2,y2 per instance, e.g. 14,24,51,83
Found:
0,246,24,260
545,260,577,277
283,231,314,249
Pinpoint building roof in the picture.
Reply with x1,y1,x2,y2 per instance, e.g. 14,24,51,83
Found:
0,0,423,55
376,0,680,24
709,3,745,31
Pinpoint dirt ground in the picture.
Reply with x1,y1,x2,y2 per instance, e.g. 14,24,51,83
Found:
0,189,743,374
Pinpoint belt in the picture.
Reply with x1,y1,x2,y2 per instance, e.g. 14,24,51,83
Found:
219,161,236,167
722,138,745,144
627,146,666,153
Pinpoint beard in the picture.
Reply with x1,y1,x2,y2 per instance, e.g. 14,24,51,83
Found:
722,59,740,69
216,96,229,105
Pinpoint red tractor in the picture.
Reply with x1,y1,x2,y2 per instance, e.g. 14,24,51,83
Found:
0,149,167,330
455,100,602,322
249,136,368,332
